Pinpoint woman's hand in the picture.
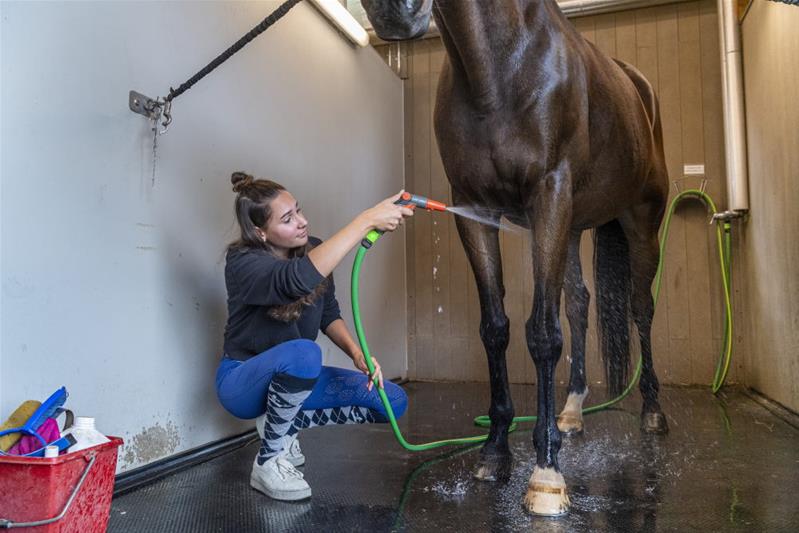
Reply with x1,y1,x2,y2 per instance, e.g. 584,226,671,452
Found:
353,352,384,391
362,190,415,233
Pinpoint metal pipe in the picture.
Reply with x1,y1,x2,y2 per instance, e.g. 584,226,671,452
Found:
717,0,750,212
558,0,694,16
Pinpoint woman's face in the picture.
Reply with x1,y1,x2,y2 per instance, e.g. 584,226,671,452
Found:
262,190,309,254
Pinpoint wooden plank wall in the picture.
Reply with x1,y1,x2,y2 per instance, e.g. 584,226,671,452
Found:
393,0,745,388
739,0,799,412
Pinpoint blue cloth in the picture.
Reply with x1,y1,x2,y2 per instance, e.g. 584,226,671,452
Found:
215,339,407,421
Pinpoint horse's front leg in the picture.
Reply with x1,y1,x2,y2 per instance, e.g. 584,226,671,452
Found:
524,171,572,516
453,194,513,482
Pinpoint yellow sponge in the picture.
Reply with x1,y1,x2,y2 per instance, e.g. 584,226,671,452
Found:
0,400,42,451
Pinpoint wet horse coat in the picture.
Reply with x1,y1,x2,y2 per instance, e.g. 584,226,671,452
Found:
361,0,669,515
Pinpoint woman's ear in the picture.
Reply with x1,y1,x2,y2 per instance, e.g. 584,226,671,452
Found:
256,228,267,242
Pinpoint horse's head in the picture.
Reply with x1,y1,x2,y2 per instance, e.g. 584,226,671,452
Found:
360,0,433,41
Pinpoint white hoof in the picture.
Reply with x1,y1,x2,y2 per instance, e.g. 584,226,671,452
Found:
557,412,583,434
557,390,587,435
473,453,511,482
474,462,495,481
524,467,570,516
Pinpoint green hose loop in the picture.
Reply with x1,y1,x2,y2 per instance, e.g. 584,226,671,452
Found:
352,244,511,450
656,190,734,395
353,188,735,448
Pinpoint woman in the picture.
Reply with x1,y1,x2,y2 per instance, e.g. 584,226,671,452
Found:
216,172,414,502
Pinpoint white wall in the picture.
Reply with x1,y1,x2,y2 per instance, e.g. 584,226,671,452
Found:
0,1,406,472
740,0,799,412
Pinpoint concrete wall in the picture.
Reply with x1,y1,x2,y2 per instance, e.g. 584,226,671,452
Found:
394,1,742,390
1,1,406,472
740,0,799,412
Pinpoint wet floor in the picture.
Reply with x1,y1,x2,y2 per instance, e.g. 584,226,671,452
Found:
110,383,799,532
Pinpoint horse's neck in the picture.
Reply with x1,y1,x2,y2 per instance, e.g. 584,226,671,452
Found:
433,0,570,110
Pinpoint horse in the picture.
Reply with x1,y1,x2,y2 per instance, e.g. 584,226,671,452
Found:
360,0,670,515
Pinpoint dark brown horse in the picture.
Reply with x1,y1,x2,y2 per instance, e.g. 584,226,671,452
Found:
361,0,669,515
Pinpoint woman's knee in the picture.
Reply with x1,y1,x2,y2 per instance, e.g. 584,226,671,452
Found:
382,381,408,419
279,339,322,379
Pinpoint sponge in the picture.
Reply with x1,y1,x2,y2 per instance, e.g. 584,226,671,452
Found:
0,400,42,451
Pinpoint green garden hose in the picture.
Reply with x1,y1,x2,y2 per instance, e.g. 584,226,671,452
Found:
352,189,734,449
352,231,499,450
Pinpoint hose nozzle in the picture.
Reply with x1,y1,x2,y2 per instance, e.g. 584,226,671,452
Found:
363,192,449,249
397,192,448,212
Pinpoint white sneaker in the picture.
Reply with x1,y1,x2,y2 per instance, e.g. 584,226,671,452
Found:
255,414,305,467
250,454,311,501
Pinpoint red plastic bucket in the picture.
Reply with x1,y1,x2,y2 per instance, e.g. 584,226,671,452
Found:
0,437,123,532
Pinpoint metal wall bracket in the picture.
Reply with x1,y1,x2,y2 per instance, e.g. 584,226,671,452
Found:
672,176,710,195
129,91,162,121
712,209,747,223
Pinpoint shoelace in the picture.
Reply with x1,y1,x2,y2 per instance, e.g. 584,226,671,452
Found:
275,455,304,480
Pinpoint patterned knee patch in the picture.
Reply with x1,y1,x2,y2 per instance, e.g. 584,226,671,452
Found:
287,405,378,436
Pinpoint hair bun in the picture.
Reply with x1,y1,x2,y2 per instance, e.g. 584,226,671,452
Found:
231,172,254,193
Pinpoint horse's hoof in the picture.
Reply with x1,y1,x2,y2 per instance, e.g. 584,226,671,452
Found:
640,411,669,434
557,390,588,436
557,412,584,436
473,453,512,482
524,467,570,516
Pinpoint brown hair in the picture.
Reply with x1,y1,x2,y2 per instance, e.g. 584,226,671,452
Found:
228,171,328,322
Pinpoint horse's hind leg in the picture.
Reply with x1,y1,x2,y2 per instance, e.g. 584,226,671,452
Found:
557,230,590,436
453,195,514,481
619,203,669,434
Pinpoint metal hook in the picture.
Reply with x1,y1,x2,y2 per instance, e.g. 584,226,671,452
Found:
143,99,159,116
159,99,172,135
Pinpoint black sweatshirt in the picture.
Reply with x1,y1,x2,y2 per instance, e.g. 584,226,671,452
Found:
222,236,342,361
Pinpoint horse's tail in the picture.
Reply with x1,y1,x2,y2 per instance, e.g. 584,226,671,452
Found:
593,219,632,396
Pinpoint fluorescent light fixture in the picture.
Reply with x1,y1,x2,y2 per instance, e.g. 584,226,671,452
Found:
309,0,370,47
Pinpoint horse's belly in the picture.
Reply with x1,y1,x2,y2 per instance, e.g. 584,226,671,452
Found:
570,195,620,230
570,169,644,230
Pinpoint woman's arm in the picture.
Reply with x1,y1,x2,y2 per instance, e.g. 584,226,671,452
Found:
324,318,383,390
323,318,360,359
307,191,413,277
